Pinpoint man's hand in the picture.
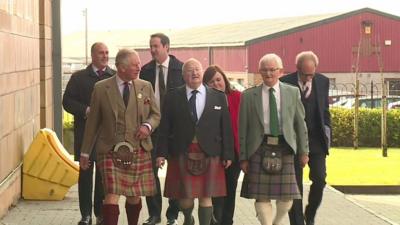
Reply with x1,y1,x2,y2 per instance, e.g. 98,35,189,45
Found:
240,160,249,174
300,154,309,168
80,155,90,170
223,160,232,169
156,157,166,169
136,125,150,140
85,107,90,117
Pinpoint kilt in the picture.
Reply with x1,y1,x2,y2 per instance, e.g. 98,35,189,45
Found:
241,142,301,200
164,143,227,199
97,148,156,197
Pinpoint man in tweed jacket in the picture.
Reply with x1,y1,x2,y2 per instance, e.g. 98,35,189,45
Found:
80,49,160,225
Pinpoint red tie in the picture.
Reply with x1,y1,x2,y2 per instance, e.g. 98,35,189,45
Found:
97,69,104,77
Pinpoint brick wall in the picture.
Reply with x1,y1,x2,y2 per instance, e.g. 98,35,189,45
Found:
0,0,53,218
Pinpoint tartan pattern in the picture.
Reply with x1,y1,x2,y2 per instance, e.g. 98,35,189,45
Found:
97,148,156,197
164,143,227,199
241,142,301,200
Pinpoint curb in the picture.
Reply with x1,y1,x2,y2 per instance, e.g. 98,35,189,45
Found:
328,185,399,225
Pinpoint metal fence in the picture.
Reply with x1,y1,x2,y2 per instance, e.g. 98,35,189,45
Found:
329,81,400,108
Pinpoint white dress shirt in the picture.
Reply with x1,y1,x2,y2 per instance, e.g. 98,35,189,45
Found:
297,72,312,98
116,74,132,96
92,64,105,76
262,82,282,135
186,84,206,122
154,56,170,108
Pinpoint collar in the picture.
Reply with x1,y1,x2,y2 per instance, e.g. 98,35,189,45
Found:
186,83,206,96
156,55,170,69
297,71,312,86
262,81,280,93
115,74,133,86
92,64,106,73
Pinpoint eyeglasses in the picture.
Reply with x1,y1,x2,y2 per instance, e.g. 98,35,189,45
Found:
259,68,280,74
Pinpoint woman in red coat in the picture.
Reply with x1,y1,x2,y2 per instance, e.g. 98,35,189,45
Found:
203,65,241,225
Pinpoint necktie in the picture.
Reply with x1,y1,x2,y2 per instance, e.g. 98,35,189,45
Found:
158,65,166,109
123,82,130,107
189,90,198,123
269,88,279,136
302,83,310,99
97,69,104,77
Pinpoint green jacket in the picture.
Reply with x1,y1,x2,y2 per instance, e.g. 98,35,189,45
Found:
239,82,309,161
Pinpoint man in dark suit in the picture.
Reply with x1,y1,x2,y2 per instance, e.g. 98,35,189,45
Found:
63,42,115,225
156,58,234,225
280,51,331,225
140,33,184,225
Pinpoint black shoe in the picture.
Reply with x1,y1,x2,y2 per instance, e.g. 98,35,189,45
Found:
304,207,315,225
142,216,161,225
166,218,178,225
95,216,104,225
78,216,92,225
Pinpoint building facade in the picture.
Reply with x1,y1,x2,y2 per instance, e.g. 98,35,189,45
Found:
0,0,57,217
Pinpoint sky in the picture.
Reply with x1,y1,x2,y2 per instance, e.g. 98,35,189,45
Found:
61,0,400,35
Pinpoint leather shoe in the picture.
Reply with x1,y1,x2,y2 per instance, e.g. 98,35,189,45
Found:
95,216,104,225
304,214,314,225
142,216,161,225
166,218,178,225
78,216,92,225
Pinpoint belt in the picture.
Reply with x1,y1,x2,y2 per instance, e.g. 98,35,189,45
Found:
263,135,286,145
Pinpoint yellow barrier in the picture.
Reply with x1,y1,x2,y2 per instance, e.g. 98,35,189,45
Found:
22,128,79,200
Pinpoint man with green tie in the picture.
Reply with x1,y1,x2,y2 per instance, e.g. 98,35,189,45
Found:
239,53,309,225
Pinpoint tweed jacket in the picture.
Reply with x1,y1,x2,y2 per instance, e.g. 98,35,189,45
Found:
80,76,161,156
239,82,309,161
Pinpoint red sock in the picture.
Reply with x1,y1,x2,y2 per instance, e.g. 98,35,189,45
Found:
102,204,119,225
125,200,142,225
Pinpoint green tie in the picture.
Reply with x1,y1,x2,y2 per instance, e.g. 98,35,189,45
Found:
269,87,279,136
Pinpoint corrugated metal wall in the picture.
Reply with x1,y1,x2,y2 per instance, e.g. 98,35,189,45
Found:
248,12,400,74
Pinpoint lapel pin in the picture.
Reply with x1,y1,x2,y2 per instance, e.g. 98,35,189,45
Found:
214,106,221,110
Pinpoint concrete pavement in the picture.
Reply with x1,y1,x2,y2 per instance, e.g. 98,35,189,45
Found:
1,177,399,225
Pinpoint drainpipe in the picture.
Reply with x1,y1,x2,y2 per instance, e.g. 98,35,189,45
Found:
52,0,62,138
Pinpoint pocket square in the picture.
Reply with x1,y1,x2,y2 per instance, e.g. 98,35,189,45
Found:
214,106,221,110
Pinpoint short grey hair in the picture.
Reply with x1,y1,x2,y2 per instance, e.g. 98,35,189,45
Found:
182,58,203,73
115,48,138,67
295,51,319,69
258,53,283,69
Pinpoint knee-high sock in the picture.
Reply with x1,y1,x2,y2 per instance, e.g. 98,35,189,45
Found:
102,204,119,225
274,200,293,225
126,200,142,225
181,206,194,225
254,201,273,225
198,206,213,225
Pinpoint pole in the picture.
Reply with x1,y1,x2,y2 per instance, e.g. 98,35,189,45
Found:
84,8,88,65
354,79,359,149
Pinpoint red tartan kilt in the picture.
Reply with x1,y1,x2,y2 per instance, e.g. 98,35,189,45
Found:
164,143,227,199
97,148,156,197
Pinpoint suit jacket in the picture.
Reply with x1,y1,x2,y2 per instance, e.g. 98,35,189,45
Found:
62,64,115,160
80,76,161,156
280,72,331,153
140,55,184,94
239,82,309,161
156,85,234,160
